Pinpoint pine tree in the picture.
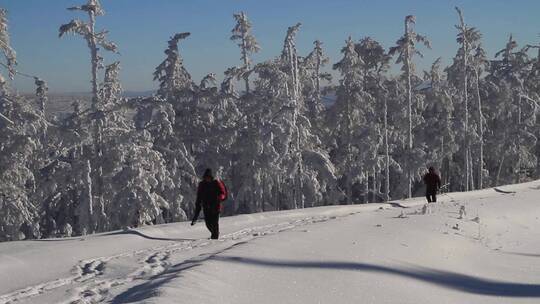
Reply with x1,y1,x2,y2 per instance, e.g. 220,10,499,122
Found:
59,0,118,108
389,15,431,198
303,40,331,120
0,7,48,241
355,37,392,201
486,36,536,185
0,92,46,240
59,0,118,233
281,22,304,208
230,12,260,94
421,58,456,188
153,32,192,99
524,40,540,178
472,42,489,189
0,8,16,93
448,7,484,191
332,37,368,204
0,7,12,99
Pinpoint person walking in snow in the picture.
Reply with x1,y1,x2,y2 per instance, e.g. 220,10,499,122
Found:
423,166,441,203
191,168,227,239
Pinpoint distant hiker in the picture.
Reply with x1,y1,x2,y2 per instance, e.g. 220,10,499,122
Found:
423,166,441,203
191,168,228,239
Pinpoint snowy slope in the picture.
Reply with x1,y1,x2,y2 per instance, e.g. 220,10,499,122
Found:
1,181,540,304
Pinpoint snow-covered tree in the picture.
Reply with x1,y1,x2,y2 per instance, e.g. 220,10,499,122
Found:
0,8,16,88
471,42,490,189
153,32,192,99
303,40,331,120
523,40,540,178
485,36,537,185
455,7,472,190
99,62,122,106
355,37,392,201
106,130,175,229
389,15,431,198
34,77,48,117
3,5,540,242
445,7,484,191
58,0,119,233
230,12,260,94
0,93,44,240
420,58,457,187
59,0,118,107
331,37,371,204
0,8,47,241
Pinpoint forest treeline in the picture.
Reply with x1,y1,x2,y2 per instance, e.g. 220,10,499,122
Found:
1,1,538,241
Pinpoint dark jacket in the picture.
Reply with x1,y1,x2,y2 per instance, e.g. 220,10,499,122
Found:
192,179,226,221
423,171,441,193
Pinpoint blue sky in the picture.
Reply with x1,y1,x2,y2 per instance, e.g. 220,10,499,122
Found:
2,0,540,93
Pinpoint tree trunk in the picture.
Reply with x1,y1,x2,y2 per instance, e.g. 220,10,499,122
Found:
458,8,470,192
346,86,353,204
475,69,484,189
372,167,377,203
405,18,413,199
82,159,94,235
315,43,321,102
87,9,102,232
468,149,474,190
241,34,250,94
516,94,522,183
346,169,352,205
384,98,390,202
496,153,505,186
463,51,470,192
88,10,99,109
364,170,369,204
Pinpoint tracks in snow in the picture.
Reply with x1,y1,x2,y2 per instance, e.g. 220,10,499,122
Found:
0,211,363,304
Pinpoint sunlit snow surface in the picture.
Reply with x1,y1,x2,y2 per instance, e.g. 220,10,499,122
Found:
1,180,539,304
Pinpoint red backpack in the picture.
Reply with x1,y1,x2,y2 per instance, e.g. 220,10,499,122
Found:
217,179,228,202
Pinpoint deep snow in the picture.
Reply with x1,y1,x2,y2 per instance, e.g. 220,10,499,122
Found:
1,181,540,304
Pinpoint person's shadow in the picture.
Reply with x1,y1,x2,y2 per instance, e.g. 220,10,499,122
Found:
112,251,540,303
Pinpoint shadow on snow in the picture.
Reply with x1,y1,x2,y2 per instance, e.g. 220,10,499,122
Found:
111,249,540,303
99,229,198,242
31,229,197,242
214,256,540,298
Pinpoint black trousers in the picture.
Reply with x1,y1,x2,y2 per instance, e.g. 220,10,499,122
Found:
426,191,437,203
204,209,220,239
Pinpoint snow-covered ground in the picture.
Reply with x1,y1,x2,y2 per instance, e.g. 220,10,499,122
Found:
1,181,540,304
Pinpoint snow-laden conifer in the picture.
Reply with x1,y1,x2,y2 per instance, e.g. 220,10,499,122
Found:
231,12,260,94
389,15,431,198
